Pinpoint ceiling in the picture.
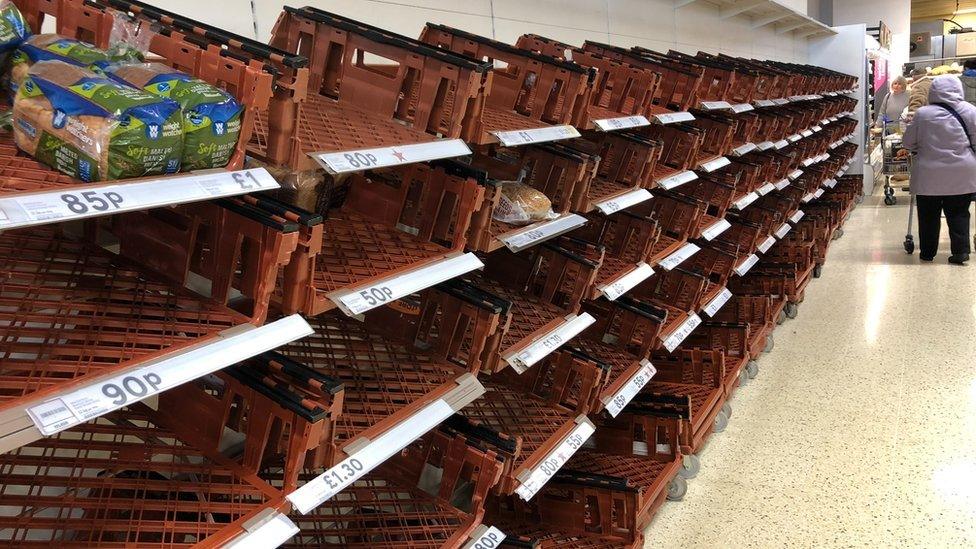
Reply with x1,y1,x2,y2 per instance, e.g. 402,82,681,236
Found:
912,0,976,21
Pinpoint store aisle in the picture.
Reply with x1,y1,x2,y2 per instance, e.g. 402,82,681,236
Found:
646,191,976,548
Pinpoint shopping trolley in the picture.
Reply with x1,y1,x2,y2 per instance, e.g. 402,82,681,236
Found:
881,121,911,205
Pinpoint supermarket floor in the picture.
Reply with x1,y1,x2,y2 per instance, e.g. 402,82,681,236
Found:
646,187,976,548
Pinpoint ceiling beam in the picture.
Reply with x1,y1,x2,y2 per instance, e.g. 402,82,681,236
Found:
720,0,767,19
752,11,791,28
776,20,809,34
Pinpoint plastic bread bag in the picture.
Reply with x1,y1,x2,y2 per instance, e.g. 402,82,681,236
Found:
13,60,184,181
9,33,142,97
0,1,30,53
492,181,557,225
105,62,243,170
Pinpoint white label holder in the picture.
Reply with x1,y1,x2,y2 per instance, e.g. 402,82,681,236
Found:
0,168,280,230
758,182,776,196
463,526,508,549
659,242,700,271
774,140,789,149
492,125,581,147
657,170,698,190
732,142,757,156
514,417,596,501
330,252,484,316
774,178,791,191
703,287,733,317
224,510,300,549
603,360,657,418
25,315,313,437
700,100,733,110
662,313,702,352
313,140,471,174
504,313,596,373
775,222,792,239
599,263,654,301
791,210,805,223
756,141,775,151
733,192,759,211
499,213,588,252
594,115,650,131
758,235,776,253
731,103,754,113
652,111,695,124
701,218,732,241
699,156,731,173
595,188,652,215
788,169,803,180
734,254,759,276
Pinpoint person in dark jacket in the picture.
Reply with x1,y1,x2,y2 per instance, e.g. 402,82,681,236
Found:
902,75,976,264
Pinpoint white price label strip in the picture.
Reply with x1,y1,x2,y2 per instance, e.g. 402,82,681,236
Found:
814,188,825,199
732,142,757,156
463,526,507,549
825,178,837,188
313,140,471,174
775,222,792,239
288,398,458,513
801,193,815,203
756,141,774,150
772,98,789,105
801,130,813,138
812,125,823,132
733,192,759,211
754,99,776,107
652,111,695,124
791,210,805,223
758,235,776,253
700,100,732,110
331,253,483,316
734,254,759,276
0,168,279,230
505,313,596,373
699,156,731,173
701,218,731,241
788,169,803,180
731,103,754,113
787,134,802,143
758,182,776,196
774,140,789,149
499,213,588,252
594,115,650,131
657,170,698,190
515,418,596,501
662,313,702,352
492,125,581,147
595,188,652,215
659,242,700,271
603,360,657,418
599,263,654,301
774,178,791,191
788,95,804,102
703,287,733,317
801,157,816,167
26,315,313,436
225,511,300,549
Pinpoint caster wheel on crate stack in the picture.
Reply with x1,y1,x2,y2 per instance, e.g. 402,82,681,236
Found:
813,264,823,278
721,402,732,418
855,194,864,204
785,302,799,319
746,360,759,379
713,410,729,433
667,476,688,501
833,228,844,240
679,454,701,479
777,310,787,325
738,369,749,386
764,334,775,353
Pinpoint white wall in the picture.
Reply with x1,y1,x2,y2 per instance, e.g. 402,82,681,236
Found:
832,0,910,74
163,0,812,64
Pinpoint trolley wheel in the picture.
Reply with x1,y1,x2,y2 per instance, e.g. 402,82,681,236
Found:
833,228,844,240
855,194,864,204
884,195,897,206
721,402,733,418
904,237,915,255
713,410,730,433
746,359,760,379
679,454,701,480
784,302,799,319
777,310,787,325
739,369,750,386
667,476,688,501
763,334,775,353
813,264,823,278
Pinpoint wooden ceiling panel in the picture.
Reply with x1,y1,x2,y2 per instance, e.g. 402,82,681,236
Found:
913,0,976,21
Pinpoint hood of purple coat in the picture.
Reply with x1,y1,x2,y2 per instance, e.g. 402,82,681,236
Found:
928,75,964,104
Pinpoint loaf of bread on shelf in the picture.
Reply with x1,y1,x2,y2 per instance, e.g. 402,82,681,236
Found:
13,60,184,181
9,33,140,97
493,181,556,225
0,1,30,53
106,62,244,170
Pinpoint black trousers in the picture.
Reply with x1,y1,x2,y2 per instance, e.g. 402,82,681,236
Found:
916,193,974,257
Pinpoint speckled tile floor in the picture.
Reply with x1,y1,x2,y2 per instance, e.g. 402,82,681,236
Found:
644,188,976,548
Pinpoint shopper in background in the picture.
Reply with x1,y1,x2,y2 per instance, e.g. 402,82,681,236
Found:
906,68,935,122
901,75,976,265
874,75,909,129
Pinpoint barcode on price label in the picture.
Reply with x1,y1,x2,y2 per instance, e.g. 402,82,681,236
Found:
775,178,791,190
699,156,731,173
595,188,652,215
492,125,581,147
732,142,757,156
791,210,805,223
599,263,654,301
288,398,460,513
662,313,702,352
774,140,789,149
657,170,698,190
703,287,733,317
25,315,312,436
700,100,732,110
313,139,471,174
515,418,596,500
462,526,507,549
756,141,775,150
594,115,650,131
603,360,657,417
506,313,596,373
758,182,776,195
775,222,792,238
659,243,700,271
733,192,759,211
734,254,759,276
701,218,732,241
758,235,776,253
499,213,588,252
331,253,483,316
0,168,279,230
652,111,695,124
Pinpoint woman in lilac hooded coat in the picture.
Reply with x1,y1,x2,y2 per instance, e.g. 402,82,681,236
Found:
902,75,976,264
